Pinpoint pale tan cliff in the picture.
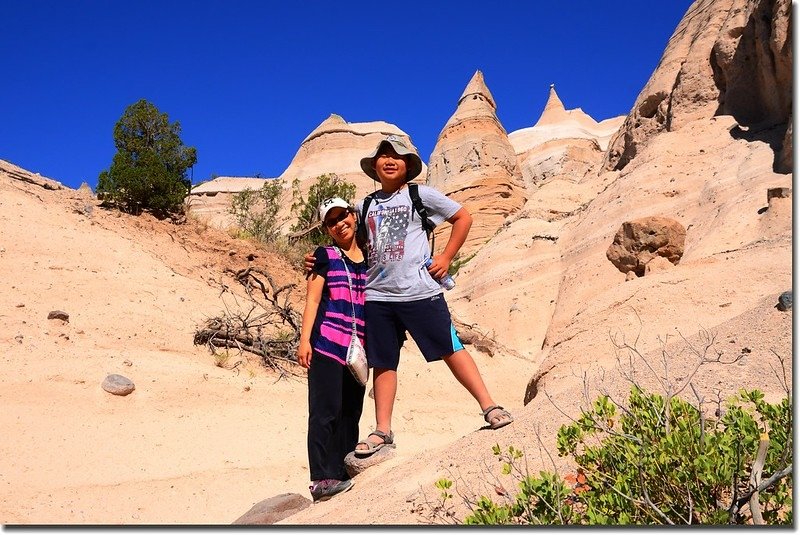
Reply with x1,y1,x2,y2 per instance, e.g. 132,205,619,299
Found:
605,0,792,171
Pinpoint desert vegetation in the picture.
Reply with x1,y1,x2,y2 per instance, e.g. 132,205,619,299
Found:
97,99,197,218
425,337,792,526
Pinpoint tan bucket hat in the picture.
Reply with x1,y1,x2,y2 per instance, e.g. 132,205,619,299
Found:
360,135,423,182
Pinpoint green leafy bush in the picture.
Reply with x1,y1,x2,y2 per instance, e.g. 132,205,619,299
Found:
98,99,197,218
460,388,792,525
229,179,284,243
290,173,356,246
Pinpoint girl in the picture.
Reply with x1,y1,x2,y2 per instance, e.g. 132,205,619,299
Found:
297,197,367,502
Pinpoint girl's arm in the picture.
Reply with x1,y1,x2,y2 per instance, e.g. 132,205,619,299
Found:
297,273,325,369
429,207,472,280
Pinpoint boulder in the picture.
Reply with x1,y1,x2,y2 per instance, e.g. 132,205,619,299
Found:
777,290,792,311
606,217,686,277
233,493,311,525
47,310,69,322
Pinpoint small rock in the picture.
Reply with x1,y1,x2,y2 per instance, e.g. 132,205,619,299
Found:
122,360,133,367
48,310,69,322
102,374,135,396
15,303,24,308
625,271,637,281
228,250,237,256
233,493,311,525
777,290,792,311
767,187,792,202
344,445,397,478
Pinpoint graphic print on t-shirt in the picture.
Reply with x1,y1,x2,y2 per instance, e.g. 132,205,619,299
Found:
367,204,410,266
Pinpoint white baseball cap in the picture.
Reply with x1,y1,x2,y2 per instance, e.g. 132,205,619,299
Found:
318,197,351,222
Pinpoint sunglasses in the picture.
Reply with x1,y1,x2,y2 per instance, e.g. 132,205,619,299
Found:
324,210,351,228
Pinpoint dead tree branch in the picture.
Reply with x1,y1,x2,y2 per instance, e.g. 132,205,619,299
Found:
194,267,303,378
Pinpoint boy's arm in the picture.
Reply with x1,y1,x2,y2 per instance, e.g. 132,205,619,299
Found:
428,207,472,280
297,272,325,369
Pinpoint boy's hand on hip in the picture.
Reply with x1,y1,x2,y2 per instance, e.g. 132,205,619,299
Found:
427,255,451,280
303,252,315,275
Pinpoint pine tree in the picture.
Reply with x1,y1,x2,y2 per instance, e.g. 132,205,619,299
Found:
98,99,197,217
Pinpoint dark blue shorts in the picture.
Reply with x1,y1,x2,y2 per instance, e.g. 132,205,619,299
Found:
365,294,465,371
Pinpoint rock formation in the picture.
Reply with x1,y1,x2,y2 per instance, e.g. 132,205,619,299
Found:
426,70,527,256
189,177,275,229
605,0,792,172
510,85,624,189
278,114,425,200
187,115,424,231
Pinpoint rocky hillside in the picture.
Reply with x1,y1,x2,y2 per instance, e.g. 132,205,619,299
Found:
284,0,793,523
0,0,790,526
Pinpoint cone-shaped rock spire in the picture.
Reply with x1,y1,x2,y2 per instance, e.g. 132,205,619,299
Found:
534,84,570,126
458,70,496,109
427,71,526,255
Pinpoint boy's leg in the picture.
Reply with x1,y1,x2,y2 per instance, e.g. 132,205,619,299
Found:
399,296,513,428
355,367,396,451
373,367,397,433
359,300,405,452
442,348,495,410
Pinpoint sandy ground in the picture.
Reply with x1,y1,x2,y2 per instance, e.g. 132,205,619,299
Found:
0,169,531,524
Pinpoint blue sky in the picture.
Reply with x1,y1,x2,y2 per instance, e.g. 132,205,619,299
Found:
2,1,693,190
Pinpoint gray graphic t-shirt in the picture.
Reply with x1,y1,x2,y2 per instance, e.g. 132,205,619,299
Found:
356,185,461,302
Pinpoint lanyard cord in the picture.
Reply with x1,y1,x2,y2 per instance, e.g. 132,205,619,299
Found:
334,247,357,333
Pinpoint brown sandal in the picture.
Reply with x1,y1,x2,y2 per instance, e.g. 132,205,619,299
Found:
482,405,514,430
354,430,394,457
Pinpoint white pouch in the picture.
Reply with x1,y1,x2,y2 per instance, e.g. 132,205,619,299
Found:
346,332,369,386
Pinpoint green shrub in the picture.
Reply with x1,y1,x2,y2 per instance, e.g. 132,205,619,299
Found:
459,388,792,525
229,179,284,243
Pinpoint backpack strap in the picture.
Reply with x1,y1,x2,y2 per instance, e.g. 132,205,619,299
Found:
408,183,436,252
357,186,437,253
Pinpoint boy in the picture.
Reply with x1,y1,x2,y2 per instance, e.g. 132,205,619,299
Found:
307,135,513,457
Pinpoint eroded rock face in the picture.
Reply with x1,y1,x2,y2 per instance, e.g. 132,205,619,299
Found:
606,216,687,276
187,116,423,230
510,86,624,190
279,114,425,201
605,0,792,172
427,71,527,256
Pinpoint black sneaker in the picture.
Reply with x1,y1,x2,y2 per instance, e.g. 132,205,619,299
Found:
309,479,354,502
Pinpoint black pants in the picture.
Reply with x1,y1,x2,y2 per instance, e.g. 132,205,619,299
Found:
307,351,365,481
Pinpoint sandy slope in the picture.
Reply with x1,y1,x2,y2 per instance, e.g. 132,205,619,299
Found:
1,135,790,526
0,170,532,524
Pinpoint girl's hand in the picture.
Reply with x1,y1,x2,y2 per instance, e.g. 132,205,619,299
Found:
297,340,312,368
